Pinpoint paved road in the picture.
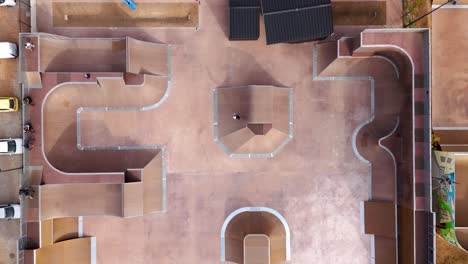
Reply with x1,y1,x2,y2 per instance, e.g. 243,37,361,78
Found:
0,2,24,264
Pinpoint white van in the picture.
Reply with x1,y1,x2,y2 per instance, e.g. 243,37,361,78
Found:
0,42,17,59
0,0,16,7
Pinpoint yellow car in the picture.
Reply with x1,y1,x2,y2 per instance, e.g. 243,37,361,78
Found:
0,97,19,112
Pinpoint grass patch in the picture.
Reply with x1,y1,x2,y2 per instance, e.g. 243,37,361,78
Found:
402,0,432,27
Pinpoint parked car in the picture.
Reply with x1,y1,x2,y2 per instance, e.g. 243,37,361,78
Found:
0,97,19,112
0,138,23,155
0,42,17,58
0,0,16,7
0,204,20,219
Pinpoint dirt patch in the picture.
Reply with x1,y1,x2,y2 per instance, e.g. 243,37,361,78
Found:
332,1,386,25
402,0,432,27
436,233,468,263
53,2,199,27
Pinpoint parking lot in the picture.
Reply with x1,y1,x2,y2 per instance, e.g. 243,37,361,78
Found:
0,1,28,263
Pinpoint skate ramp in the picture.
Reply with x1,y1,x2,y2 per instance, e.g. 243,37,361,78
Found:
456,229,468,252
37,34,169,75
39,183,124,220
39,36,127,72
34,237,96,264
41,217,80,247
221,208,290,264
38,151,164,220
214,85,293,157
142,150,165,213
127,38,169,76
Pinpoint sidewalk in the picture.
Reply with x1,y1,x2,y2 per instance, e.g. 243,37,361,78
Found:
0,2,29,264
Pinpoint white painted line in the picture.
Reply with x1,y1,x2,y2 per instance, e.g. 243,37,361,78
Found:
78,216,83,237
432,4,468,8
90,237,97,264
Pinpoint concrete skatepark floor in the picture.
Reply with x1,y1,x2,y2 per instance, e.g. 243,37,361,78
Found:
19,0,420,263
24,36,372,262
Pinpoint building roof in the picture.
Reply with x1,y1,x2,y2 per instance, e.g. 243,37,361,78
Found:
228,0,261,40
261,0,334,45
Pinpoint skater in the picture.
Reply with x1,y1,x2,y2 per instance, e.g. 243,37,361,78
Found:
23,123,34,133
233,113,240,120
84,73,91,79
19,187,35,199
23,96,33,105
24,140,34,150
24,41,35,51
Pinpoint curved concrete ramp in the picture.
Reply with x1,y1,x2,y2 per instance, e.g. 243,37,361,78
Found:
214,85,293,157
41,217,81,247
314,52,404,204
43,74,167,173
455,229,468,252
21,33,172,175
313,35,414,264
221,207,290,264
34,237,96,264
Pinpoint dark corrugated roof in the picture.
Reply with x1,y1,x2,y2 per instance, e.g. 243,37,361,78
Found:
262,0,334,45
228,0,261,41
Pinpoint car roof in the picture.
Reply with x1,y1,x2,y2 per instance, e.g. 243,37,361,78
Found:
0,98,12,110
0,42,17,56
0,141,8,153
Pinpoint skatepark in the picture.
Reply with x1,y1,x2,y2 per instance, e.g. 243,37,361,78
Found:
15,1,433,264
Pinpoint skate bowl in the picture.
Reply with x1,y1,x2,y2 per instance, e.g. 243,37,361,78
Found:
214,85,293,157
220,207,291,264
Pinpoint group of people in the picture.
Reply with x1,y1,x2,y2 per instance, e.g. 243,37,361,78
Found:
19,43,35,198
18,42,90,200
19,187,35,199
22,95,35,149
